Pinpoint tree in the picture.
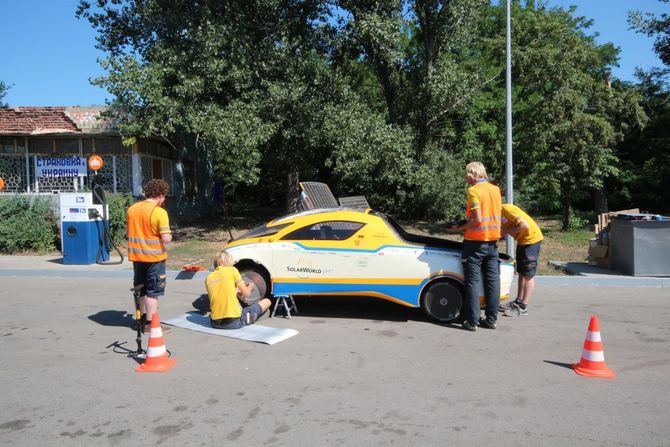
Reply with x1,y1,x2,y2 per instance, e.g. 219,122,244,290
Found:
0,81,9,108
334,0,489,218
461,2,646,230
629,0,670,65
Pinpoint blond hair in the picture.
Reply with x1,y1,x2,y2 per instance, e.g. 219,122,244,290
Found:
214,250,235,268
465,162,488,181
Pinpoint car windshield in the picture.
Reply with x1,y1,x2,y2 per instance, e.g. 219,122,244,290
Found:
237,222,292,240
281,221,364,241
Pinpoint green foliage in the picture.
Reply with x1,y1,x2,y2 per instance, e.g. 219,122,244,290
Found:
610,70,670,213
78,0,653,222
466,3,647,229
0,80,9,108
629,1,670,66
0,196,58,253
104,193,133,245
567,210,591,231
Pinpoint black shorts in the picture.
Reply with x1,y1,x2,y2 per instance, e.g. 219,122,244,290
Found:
133,261,167,298
210,303,264,330
516,241,541,278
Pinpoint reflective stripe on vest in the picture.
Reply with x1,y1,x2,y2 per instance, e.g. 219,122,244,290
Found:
464,182,502,241
127,200,167,262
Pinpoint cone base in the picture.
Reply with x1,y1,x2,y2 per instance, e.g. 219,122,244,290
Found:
135,358,176,373
572,363,615,379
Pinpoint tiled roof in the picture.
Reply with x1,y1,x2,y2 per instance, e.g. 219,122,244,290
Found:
0,107,79,135
0,106,119,135
65,106,120,133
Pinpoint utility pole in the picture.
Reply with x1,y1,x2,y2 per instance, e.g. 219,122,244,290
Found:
505,0,515,255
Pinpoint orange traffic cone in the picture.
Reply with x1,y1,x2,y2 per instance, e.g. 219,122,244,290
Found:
572,315,615,379
135,313,176,373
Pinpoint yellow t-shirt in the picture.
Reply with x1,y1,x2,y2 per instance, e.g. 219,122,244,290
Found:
501,204,543,245
150,206,171,236
206,266,243,320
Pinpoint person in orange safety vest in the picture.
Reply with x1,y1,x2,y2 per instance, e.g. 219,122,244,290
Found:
448,162,502,332
127,179,173,333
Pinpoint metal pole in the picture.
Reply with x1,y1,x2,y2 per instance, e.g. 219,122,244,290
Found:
505,0,515,255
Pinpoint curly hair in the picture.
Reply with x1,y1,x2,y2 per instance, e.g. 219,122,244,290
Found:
143,179,170,198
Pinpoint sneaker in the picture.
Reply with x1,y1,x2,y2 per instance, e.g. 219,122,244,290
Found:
479,318,497,329
462,321,477,332
499,299,521,311
504,305,528,317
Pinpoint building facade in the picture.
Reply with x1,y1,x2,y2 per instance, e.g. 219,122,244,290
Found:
0,106,212,219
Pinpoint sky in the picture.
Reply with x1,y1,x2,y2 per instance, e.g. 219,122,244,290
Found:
0,0,667,107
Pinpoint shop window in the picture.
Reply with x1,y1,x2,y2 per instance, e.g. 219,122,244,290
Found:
28,138,54,154
0,137,20,154
91,137,130,155
152,158,163,178
140,155,174,196
54,138,79,154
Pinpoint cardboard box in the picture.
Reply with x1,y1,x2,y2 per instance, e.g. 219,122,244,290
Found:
588,243,610,268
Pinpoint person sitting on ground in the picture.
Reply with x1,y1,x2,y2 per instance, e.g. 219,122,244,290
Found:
499,203,543,316
206,250,272,329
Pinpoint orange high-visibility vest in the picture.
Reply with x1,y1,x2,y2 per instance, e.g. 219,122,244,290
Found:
464,181,502,241
127,200,167,262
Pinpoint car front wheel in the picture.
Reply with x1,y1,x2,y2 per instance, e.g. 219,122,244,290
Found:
420,280,463,323
238,267,271,305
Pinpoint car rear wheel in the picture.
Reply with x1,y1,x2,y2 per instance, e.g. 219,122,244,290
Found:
421,280,463,323
238,267,271,305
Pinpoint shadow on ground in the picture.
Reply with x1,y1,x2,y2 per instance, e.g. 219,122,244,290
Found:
88,310,134,328
279,295,432,324
543,360,574,370
190,293,469,329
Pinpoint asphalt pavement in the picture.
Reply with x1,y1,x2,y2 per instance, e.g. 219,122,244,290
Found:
1,255,669,446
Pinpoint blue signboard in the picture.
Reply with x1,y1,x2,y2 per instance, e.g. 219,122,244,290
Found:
35,156,87,178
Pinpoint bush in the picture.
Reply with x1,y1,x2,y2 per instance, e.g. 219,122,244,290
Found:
568,210,591,231
0,196,59,253
104,193,133,245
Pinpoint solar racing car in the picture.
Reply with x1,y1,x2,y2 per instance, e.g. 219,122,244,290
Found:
223,184,515,323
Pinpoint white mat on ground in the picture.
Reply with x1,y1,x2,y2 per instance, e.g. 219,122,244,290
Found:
163,313,298,345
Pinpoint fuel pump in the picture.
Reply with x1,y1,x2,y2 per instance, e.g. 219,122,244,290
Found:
89,174,124,265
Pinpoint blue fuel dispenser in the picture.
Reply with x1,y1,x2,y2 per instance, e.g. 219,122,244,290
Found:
59,192,109,264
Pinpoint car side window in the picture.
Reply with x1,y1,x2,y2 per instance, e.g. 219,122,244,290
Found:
281,221,364,241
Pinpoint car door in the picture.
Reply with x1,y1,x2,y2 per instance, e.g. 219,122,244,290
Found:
271,219,365,295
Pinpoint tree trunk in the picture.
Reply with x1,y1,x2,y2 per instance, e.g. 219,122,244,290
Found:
376,62,397,124
592,185,609,215
561,183,572,231
285,164,300,213
561,199,571,232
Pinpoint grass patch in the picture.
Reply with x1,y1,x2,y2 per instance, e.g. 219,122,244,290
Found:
535,217,593,275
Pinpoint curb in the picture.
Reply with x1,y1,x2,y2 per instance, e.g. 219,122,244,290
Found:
0,269,210,281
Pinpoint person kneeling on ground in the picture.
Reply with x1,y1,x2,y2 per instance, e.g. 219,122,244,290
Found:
206,250,272,329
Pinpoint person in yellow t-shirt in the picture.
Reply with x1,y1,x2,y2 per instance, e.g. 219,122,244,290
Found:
206,250,272,329
500,203,543,317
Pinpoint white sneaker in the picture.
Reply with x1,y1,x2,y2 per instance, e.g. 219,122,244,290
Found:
503,302,528,317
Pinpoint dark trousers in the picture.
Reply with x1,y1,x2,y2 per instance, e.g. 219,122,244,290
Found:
462,240,500,325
